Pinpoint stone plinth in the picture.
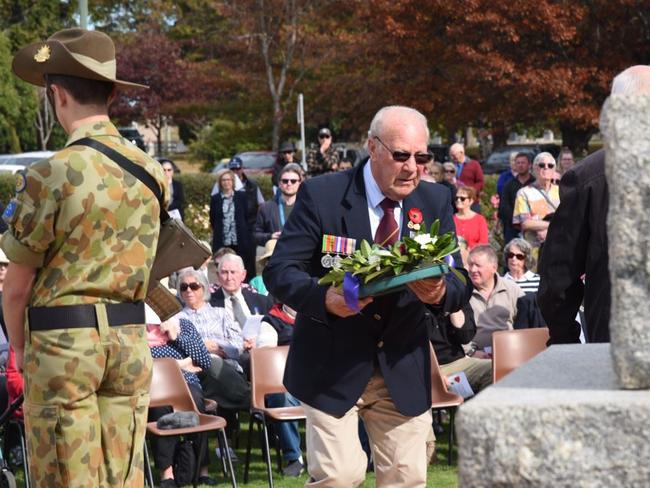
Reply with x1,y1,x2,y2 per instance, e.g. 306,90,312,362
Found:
602,93,650,388
457,344,650,487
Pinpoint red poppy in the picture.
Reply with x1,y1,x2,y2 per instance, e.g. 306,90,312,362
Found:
408,208,423,224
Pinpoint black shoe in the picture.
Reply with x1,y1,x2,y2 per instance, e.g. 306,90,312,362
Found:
198,475,218,486
160,479,177,488
282,459,305,477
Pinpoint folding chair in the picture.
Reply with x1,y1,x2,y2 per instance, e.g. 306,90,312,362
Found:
243,346,305,488
144,358,237,488
492,327,549,382
429,345,464,465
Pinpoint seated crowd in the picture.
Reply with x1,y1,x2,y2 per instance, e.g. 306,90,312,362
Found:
0,141,567,483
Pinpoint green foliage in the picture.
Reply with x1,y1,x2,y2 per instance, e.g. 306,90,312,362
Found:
319,219,458,288
189,119,269,172
250,174,273,201
0,173,17,204
175,173,216,240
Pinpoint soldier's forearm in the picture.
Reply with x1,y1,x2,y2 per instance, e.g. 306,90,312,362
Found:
3,263,37,352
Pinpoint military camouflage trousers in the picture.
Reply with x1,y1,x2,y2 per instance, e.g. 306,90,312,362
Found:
23,320,152,488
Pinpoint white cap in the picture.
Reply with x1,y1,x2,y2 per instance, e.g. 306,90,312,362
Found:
0,248,8,264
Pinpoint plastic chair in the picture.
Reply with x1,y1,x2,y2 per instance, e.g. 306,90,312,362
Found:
429,345,464,465
492,327,550,382
144,358,237,488
243,346,305,488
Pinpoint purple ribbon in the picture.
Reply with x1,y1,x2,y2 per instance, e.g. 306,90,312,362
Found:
445,254,455,268
343,272,361,313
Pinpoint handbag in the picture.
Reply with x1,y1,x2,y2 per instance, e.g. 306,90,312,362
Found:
73,138,211,319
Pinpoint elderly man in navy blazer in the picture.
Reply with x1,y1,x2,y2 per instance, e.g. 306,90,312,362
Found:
264,105,472,487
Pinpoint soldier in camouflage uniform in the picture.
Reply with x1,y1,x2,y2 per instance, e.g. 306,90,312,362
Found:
306,127,340,175
1,29,168,487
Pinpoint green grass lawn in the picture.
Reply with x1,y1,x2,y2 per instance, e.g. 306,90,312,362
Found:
5,412,459,487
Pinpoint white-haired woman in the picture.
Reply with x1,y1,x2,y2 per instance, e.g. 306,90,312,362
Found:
512,152,560,264
176,269,250,411
502,238,540,295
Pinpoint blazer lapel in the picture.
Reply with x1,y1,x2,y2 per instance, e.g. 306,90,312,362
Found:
401,188,427,238
341,163,373,245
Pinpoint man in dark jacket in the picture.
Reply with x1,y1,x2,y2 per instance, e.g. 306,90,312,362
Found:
430,303,491,392
499,152,534,244
254,163,303,246
538,65,650,344
264,106,471,486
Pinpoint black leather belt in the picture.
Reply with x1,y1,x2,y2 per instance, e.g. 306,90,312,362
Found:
28,302,145,331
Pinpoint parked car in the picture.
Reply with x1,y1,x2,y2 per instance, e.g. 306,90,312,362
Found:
0,151,56,174
118,127,146,152
332,143,369,166
210,151,276,175
482,144,561,175
428,144,450,163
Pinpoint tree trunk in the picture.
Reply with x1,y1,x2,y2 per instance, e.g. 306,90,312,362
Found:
490,121,509,149
272,99,282,152
560,125,596,157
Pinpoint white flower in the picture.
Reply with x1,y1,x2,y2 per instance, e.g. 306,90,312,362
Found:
414,234,434,247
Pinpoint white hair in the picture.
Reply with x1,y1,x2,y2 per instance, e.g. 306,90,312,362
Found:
368,105,430,140
533,152,556,167
177,269,210,302
217,253,245,272
611,65,650,96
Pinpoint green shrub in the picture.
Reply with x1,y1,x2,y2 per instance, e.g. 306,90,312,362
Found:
0,173,18,204
176,173,217,240
250,174,273,200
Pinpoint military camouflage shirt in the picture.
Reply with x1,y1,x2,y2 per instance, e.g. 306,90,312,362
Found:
306,145,340,176
0,121,169,307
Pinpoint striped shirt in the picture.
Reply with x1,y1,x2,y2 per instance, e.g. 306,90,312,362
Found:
503,270,540,295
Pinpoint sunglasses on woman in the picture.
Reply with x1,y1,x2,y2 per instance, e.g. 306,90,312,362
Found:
180,282,202,292
537,163,555,169
455,196,469,202
506,252,526,260
374,136,433,165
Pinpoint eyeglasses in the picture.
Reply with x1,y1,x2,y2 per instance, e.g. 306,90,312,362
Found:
506,252,526,260
281,178,299,184
281,150,294,154
180,282,202,292
537,163,555,169
455,196,469,202
444,169,456,173
319,134,331,139
374,137,433,165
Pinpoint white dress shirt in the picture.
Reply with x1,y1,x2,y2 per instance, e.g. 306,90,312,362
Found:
363,160,403,239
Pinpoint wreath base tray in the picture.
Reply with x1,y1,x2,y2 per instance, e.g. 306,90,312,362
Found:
357,263,449,298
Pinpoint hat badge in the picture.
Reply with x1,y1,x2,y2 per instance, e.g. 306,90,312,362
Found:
33,45,51,63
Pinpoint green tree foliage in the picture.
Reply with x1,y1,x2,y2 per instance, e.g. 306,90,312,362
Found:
0,33,21,153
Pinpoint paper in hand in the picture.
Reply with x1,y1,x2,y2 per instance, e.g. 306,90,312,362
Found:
447,371,475,399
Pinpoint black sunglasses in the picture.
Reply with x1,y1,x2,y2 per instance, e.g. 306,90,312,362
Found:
281,178,299,184
538,163,555,169
444,169,456,173
180,282,202,292
506,252,526,260
374,136,433,165
319,134,331,139
455,196,469,202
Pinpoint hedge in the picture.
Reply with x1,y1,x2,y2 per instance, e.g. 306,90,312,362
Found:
177,173,273,241
0,174,18,204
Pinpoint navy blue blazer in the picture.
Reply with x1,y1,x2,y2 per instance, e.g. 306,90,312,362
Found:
210,287,274,315
263,163,472,417
210,191,252,255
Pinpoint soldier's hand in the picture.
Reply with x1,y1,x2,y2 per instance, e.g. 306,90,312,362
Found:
325,286,373,318
320,139,331,153
408,277,446,305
